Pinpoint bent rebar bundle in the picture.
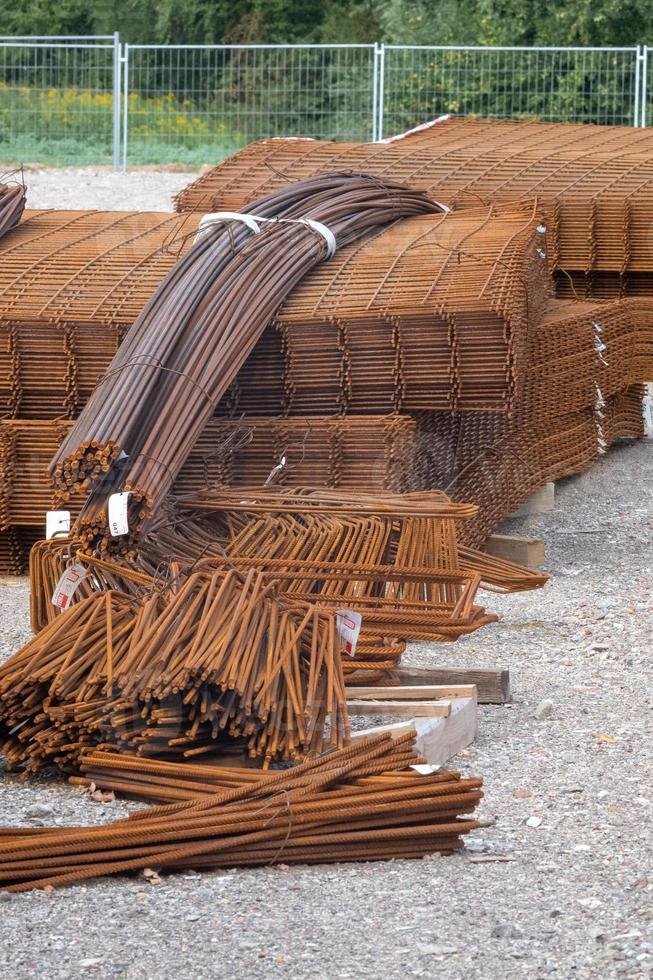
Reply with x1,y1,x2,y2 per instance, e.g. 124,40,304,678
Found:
0,732,483,892
49,175,442,552
0,181,25,240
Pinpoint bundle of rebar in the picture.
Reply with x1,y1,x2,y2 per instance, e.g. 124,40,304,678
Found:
0,732,483,892
0,182,25,240
49,175,442,553
173,116,653,296
0,569,348,772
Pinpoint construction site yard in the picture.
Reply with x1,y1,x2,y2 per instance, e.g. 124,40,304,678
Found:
0,168,651,980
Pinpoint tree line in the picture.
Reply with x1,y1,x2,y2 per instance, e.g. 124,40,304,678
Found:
2,0,650,47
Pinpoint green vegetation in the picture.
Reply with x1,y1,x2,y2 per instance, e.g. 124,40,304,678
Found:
0,0,649,165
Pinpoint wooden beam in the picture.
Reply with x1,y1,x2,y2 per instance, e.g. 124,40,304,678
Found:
384,666,510,704
345,699,451,718
484,533,544,568
350,698,477,767
345,684,477,702
507,483,554,518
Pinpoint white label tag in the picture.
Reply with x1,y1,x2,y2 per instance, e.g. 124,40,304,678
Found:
336,609,362,657
51,560,87,610
411,763,439,775
108,492,130,537
46,510,70,540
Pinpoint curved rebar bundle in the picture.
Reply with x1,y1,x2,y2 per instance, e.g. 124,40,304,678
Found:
0,182,25,240
50,175,442,552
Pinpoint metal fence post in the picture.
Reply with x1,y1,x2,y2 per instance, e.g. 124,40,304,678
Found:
122,44,129,172
377,44,385,141
641,47,648,128
372,43,381,141
112,32,121,172
634,45,641,126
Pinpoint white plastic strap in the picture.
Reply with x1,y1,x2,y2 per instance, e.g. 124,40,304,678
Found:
195,211,337,258
195,211,261,243
293,218,337,258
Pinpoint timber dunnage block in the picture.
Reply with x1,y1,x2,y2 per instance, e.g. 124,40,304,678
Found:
484,534,545,569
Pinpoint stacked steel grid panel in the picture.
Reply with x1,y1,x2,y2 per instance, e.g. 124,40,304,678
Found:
0,209,201,419
275,204,549,414
172,117,653,297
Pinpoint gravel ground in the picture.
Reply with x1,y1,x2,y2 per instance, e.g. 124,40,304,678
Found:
22,167,199,212
0,171,651,979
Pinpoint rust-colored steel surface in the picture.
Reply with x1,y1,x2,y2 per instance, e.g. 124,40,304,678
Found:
50,175,442,554
0,732,483,891
0,571,348,772
0,182,26,239
27,484,544,639
0,209,200,419
274,203,549,414
173,117,653,295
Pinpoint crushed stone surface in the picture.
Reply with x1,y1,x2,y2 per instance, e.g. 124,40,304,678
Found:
22,167,200,213
0,172,651,979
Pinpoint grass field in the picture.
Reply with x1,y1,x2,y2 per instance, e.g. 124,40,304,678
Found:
0,85,243,166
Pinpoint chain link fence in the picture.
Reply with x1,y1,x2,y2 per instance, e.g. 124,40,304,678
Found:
0,36,650,170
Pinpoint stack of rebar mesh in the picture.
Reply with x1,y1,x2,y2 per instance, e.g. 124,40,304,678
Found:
166,117,653,542
0,208,198,569
173,116,653,299
0,192,554,562
1,119,652,571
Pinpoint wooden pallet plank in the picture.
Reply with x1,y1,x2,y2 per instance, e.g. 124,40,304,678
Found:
484,533,545,568
345,699,452,718
350,698,477,766
344,684,477,702
387,666,510,704
507,483,554,518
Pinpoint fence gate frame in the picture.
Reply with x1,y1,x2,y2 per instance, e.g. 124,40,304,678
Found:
121,42,379,170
